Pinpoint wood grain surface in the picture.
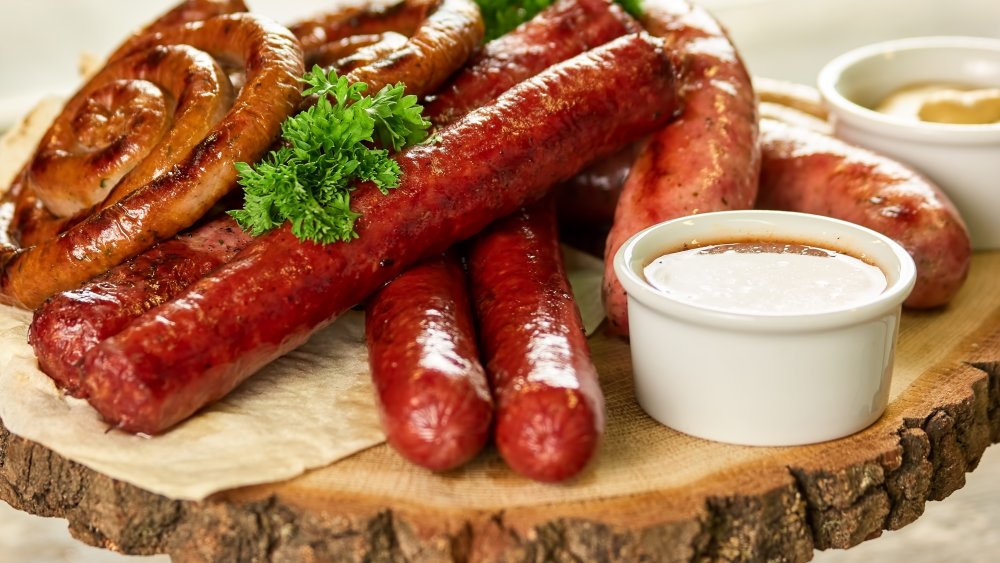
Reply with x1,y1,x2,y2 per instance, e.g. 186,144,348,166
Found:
1,252,998,562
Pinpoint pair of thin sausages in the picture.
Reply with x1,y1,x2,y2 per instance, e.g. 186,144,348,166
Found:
366,0,634,479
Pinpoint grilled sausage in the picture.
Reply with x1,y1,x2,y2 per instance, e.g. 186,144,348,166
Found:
757,118,971,308
81,33,680,434
28,215,251,398
468,198,603,482
602,0,760,336
0,12,303,310
366,253,492,471
293,0,484,100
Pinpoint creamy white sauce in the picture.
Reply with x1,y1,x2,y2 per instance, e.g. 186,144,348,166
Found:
643,242,888,315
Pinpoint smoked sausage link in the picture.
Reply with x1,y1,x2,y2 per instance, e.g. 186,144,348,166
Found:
366,253,492,471
81,33,681,434
602,0,760,336
469,198,604,482
28,215,251,398
757,118,971,308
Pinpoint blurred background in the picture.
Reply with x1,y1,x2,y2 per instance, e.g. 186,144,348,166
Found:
1,0,999,561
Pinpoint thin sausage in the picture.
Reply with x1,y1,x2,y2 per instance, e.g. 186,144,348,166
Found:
468,198,603,482
365,253,492,471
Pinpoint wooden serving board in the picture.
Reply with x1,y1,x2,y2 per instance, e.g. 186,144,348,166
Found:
2,251,999,562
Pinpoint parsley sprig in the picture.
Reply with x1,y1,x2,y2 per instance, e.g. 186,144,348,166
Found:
230,66,430,244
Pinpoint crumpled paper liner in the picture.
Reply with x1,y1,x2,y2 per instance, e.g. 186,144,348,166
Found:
0,308,385,501
0,100,607,501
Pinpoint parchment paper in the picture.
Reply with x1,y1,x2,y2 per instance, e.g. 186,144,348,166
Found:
0,101,607,502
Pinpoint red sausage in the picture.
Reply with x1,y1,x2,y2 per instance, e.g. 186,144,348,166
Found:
28,215,251,398
468,198,603,482
80,33,681,434
757,118,971,308
424,0,639,125
602,0,760,336
365,253,492,471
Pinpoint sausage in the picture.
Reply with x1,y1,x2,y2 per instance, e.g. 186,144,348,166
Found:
602,0,760,336
310,32,409,74
290,0,437,56
467,198,603,482
0,12,303,310
424,0,639,125
81,33,681,434
293,0,484,99
757,118,971,308
28,214,251,399
554,141,642,256
365,253,492,471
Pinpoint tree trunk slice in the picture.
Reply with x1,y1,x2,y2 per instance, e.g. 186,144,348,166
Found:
2,251,999,562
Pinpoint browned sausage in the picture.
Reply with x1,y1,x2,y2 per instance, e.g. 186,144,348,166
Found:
365,253,492,471
80,33,680,434
424,0,639,125
0,12,303,310
28,215,251,398
310,32,409,73
467,197,603,482
290,0,436,56
602,0,760,336
293,0,484,100
757,118,971,308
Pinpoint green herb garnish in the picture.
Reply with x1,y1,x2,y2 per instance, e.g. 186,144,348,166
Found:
475,0,644,42
230,66,431,244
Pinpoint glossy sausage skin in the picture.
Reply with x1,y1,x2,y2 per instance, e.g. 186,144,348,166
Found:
294,0,484,100
424,0,639,125
0,13,303,310
602,0,760,336
468,198,603,482
28,215,251,399
757,118,971,308
366,253,492,471
82,33,680,434
291,0,436,56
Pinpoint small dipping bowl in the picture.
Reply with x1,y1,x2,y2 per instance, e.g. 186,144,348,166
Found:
818,36,1000,249
613,210,917,446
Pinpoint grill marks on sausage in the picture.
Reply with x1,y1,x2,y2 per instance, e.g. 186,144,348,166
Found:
757,118,971,308
0,8,303,309
366,253,492,471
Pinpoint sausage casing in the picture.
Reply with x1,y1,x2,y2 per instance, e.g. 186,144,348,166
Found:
468,198,603,482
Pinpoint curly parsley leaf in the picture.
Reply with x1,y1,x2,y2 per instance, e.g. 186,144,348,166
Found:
230,66,430,244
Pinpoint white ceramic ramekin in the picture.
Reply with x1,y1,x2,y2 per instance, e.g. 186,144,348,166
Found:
613,210,917,446
817,36,1000,249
